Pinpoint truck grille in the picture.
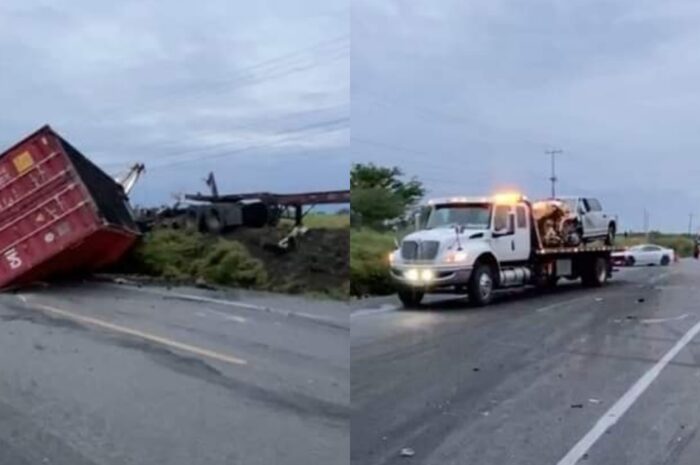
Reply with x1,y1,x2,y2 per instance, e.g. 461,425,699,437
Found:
401,240,440,260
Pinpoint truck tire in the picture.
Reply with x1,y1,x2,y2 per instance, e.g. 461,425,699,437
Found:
581,256,608,287
605,224,616,246
545,274,560,289
468,263,495,306
398,289,424,308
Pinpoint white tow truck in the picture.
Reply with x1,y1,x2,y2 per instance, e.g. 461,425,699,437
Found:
389,193,614,307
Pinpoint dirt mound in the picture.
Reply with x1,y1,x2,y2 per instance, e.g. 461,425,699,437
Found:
224,227,349,297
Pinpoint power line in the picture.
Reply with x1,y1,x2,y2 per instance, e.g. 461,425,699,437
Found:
56,36,349,130
150,118,348,170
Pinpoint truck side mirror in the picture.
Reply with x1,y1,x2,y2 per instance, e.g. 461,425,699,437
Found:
414,212,421,231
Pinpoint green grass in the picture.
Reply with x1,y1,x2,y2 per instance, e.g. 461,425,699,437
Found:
280,213,349,229
350,228,397,296
122,230,268,288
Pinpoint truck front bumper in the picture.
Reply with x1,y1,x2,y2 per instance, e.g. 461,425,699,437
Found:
390,264,473,289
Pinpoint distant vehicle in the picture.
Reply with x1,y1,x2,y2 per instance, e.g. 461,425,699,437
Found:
556,196,616,245
389,193,615,308
612,244,674,267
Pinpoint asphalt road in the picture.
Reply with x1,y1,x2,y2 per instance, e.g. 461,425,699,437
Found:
352,260,700,465
0,281,349,465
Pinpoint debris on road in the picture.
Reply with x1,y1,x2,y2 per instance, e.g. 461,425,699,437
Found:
637,298,646,303
588,398,601,404
400,448,416,457
571,403,584,409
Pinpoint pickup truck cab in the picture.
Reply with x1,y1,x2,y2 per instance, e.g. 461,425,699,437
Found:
556,196,616,245
389,193,613,308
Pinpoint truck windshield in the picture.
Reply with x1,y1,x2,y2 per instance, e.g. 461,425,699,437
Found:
426,203,492,229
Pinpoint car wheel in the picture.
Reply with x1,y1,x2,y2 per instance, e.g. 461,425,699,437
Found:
468,263,495,306
605,224,616,246
660,255,670,266
398,289,424,309
625,256,635,267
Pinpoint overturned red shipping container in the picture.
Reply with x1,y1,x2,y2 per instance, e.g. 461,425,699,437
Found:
0,126,140,288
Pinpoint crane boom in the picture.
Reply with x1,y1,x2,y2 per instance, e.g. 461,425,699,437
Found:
115,163,146,195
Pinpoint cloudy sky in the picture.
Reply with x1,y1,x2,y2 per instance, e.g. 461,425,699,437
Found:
352,0,700,232
0,0,348,206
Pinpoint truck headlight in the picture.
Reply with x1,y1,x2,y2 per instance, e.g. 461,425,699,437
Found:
420,269,435,281
444,251,468,263
388,251,397,264
406,269,419,281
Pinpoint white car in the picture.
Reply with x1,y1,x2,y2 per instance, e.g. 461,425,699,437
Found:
612,244,675,267
556,196,617,245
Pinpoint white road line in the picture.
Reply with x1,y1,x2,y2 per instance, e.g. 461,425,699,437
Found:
555,318,700,465
198,308,247,324
351,304,399,319
639,313,688,324
17,296,248,366
116,285,340,326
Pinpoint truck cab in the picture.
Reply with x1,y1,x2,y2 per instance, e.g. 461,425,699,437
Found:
390,193,611,308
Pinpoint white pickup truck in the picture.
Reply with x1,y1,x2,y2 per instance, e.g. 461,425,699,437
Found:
389,193,614,307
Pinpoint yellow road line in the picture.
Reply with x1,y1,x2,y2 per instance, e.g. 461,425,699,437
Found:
22,298,247,366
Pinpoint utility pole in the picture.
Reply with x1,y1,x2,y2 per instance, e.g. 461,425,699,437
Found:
689,213,694,237
545,149,563,198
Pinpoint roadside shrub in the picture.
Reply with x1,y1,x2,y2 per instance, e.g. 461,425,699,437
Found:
192,240,268,287
131,230,206,276
350,228,397,296
126,230,267,287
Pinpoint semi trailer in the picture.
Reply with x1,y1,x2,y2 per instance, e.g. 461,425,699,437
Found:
389,193,615,307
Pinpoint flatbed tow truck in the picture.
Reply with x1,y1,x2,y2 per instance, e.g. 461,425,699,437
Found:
389,193,617,307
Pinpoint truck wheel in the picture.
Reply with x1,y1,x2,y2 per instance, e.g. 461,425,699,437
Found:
605,224,616,246
545,275,560,289
582,257,608,287
660,255,670,266
468,263,495,306
398,289,424,308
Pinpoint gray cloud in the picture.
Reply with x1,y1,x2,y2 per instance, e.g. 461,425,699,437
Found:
0,0,349,205
352,0,700,232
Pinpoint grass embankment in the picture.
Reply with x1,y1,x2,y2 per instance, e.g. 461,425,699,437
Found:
617,233,695,257
350,228,397,297
117,214,350,299
294,213,350,229
122,230,269,287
